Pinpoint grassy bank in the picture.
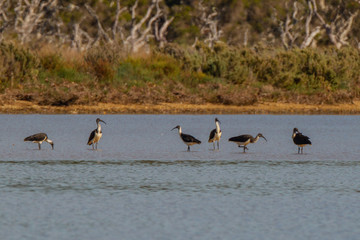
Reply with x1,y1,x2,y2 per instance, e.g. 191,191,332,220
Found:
3,101,360,114
0,42,359,111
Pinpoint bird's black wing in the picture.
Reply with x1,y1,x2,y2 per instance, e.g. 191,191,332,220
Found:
87,129,96,145
208,129,216,141
299,133,311,144
228,134,251,142
294,133,311,145
181,133,201,144
24,133,47,142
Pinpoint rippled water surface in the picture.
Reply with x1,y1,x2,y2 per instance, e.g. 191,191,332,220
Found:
1,114,360,240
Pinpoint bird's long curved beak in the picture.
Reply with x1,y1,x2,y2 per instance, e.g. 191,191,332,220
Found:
262,136,267,142
100,119,106,124
171,127,177,131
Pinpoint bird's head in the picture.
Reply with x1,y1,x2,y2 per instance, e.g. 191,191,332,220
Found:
257,133,267,142
171,125,180,131
48,140,54,150
293,128,299,133
96,118,106,125
215,118,221,124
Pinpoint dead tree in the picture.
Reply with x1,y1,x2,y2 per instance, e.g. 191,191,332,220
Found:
196,1,223,48
275,0,359,49
71,16,93,51
154,14,174,48
83,1,126,47
274,1,321,49
77,0,173,53
124,0,162,53
0,0,10,41
310,0,358,49
14,0,61,44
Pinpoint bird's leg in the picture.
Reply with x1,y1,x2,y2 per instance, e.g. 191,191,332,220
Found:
92,144,94,150
96,143,98,150
301,147,304,154
187,146,190,151
213,142,215,150
38,143,41,150
243,146,246,153
298,147,300,154
217,141,220,150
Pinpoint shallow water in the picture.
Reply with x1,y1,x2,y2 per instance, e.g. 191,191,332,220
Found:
0,114,360,240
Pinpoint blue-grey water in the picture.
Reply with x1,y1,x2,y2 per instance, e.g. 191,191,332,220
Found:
0,114,360,240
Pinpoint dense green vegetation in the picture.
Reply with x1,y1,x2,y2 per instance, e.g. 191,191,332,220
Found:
1,42,359,106
1,0,360,107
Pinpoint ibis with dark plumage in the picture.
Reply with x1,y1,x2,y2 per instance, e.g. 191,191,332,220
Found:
229,133,267,152
24,133,54,150
208,118,222,150
172,125,201,151
292,128,311,153
87,118,106,150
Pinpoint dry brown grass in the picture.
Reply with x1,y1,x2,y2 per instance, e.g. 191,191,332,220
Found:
2,100,360,114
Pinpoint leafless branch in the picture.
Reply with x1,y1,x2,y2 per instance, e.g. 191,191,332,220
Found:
275,0,321,49
196,1,223,48
13,0,61,44
85,4,112,45
112,0,127,40
311,0,358,49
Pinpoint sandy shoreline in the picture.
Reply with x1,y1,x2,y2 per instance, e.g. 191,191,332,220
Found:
1,100,360,114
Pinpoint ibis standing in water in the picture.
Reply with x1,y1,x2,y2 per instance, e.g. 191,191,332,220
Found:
208,118,222,150
87,118,106,150
292,128,311,153
229,133,267,152
171,125,201,151
24,133,54,150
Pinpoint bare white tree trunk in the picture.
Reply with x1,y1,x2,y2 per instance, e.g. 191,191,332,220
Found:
14,0,59,44
0,0,10,41
154,16,174,48
196,1,223,48
124,0,161,52
71,17,93,51
275,1,321,50
311,0,358,49
78,0,173,53
300,0,321,49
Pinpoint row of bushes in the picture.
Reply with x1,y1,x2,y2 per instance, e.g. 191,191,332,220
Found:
0,42,359,105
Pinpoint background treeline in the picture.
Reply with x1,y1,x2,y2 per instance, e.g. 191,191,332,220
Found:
0,0,360,106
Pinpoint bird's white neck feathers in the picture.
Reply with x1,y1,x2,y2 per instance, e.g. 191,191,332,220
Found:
177,126,182,135
46,139,53,144
97,122,102,132
252,135,260,143
215,121,220,133
292,132,297,139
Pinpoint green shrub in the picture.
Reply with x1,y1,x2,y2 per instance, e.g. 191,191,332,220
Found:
0,42,39,90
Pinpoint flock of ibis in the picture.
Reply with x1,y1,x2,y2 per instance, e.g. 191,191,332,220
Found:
172,118,311,153
23,117,312,154
24,118,106,150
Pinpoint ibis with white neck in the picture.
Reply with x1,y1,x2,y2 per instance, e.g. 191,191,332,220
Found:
292,128,311,153
229,133,267,153
24,133,54,150
208,118,222,150
87,118,106,150
171,125,201,151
